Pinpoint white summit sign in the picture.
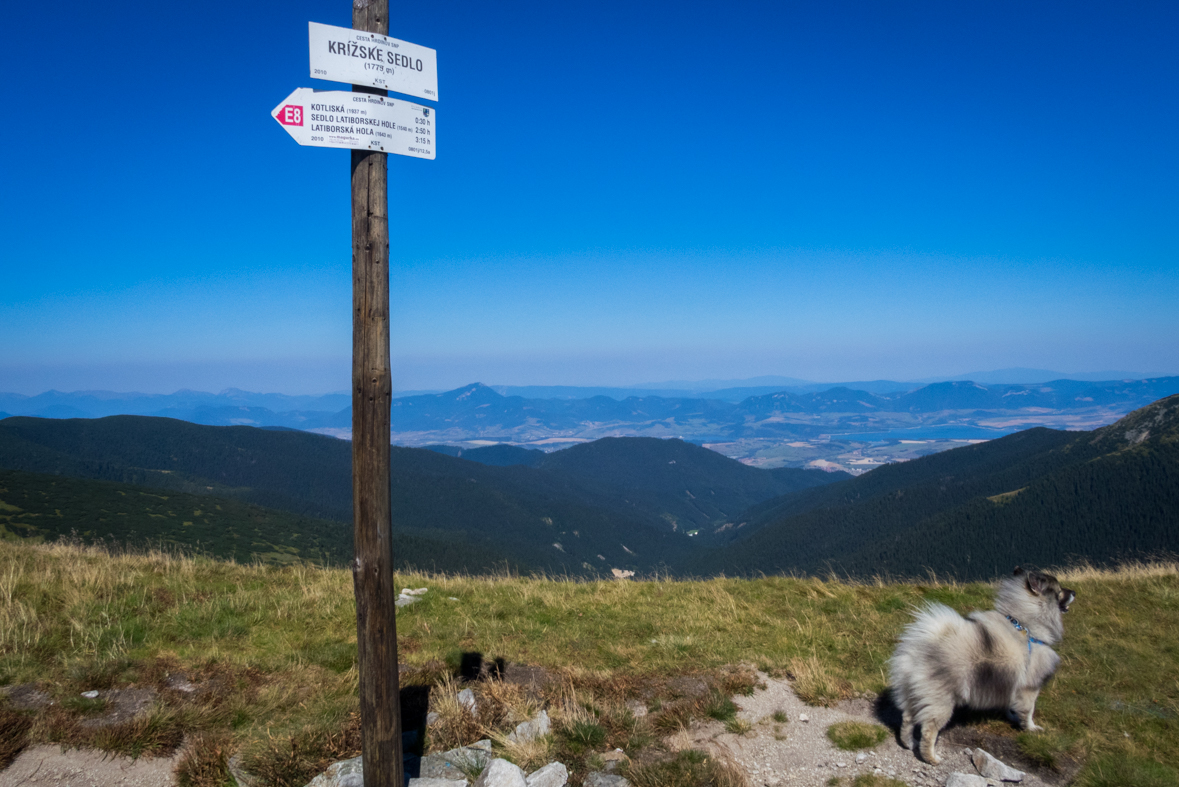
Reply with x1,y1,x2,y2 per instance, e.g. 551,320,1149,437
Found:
272,88,434,160
309,21,438,100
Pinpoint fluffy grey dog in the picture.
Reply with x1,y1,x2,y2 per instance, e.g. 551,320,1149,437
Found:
889,567,1076,764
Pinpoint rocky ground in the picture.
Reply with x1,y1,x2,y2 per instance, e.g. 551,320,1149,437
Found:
674,673,1064,787
1,672,1065,787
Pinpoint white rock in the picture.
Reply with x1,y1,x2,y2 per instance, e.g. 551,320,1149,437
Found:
80,690,99,699
403,587,429,596
302,756,364,787
971,749,1025,782
525,762,567,787
625,700,648,719
458,688,477,713
472,759,526,787
427,712,440,725
396,596,420,608
409,780,468,787
855,753,868,764
583,774,629,787
946,774,987,787
508,710,551,743
469,740,493,752
798,713,809,722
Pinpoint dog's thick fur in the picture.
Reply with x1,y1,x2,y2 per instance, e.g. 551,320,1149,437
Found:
888,567,1076,763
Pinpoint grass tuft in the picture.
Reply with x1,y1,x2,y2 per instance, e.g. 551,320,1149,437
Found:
175,731,232,787
625,749,748,787
1074,751,1179,787
788,656,852,706
827,775,909,787
825,721,889,751
0,704,32,768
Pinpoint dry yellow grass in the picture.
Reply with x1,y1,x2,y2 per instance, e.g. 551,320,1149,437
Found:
1,540,1176,785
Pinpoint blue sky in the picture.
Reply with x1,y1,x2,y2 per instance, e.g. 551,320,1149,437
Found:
1,1,1176,395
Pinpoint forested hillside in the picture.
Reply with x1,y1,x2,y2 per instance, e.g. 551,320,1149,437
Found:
697,395,1179,579
0,467,515,572
0,416,841,574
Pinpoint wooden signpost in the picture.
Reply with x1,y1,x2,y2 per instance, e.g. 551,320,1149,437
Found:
271,4,438,787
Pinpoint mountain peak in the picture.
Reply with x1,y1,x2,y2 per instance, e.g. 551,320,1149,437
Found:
1095,393,1179,449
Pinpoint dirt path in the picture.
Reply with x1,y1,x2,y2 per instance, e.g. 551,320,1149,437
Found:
0,746,182,787
670,673,1060,787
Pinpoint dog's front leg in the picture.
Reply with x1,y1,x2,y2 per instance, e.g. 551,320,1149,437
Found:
1011,686,1043,731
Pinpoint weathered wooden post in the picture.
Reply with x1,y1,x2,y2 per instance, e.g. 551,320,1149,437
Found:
349,2,401,786
272,10,438,786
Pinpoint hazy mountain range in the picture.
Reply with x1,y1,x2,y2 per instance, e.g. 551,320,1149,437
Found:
3,376,1176,448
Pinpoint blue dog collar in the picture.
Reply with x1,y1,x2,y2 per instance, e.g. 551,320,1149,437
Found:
1006,615,1048,653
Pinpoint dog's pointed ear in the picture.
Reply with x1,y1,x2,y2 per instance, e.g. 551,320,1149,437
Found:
1025,572,1050,596
1013,566,1025,577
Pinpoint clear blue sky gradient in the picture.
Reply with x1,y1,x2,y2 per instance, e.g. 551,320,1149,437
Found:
2,1,1176,394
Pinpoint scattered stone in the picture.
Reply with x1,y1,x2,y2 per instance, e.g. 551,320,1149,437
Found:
525,762,568,787
458,688,477,713
798,713,809,722
81,690,99,699
583,773,630,787
402,587,429,596
971,749,1025,782
611,569,635,579
78,687,156,729
421,745,491,781
449,597,459,601
165,674,197,693
427,712,440,726
836,762,847,768
624,700,648,719
507,710,551,743
945,774,987,787
472,759,526,787
855,753,867,764
420,756,466,781
0,684,50,710
303,755,364,787
409,780,468,787
396,595,420,608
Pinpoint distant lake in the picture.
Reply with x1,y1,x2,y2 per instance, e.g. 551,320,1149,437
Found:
831,425,1020,441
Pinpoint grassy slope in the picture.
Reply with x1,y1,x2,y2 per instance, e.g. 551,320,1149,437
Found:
0,540,1174,785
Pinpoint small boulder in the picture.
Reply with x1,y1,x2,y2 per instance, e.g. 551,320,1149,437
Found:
945,774,987,787
472,759,526,787
583,774,629,787
302,756,364,787
508,711,551,743
971,749,1025,782
408,780,468,787
458,688,477,713
525,762,567,787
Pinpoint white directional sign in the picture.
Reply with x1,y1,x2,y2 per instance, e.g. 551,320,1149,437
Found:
272,88,435,159
309,21,438,101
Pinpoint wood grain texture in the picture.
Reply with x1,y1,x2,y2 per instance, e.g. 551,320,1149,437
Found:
350,3,401,787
